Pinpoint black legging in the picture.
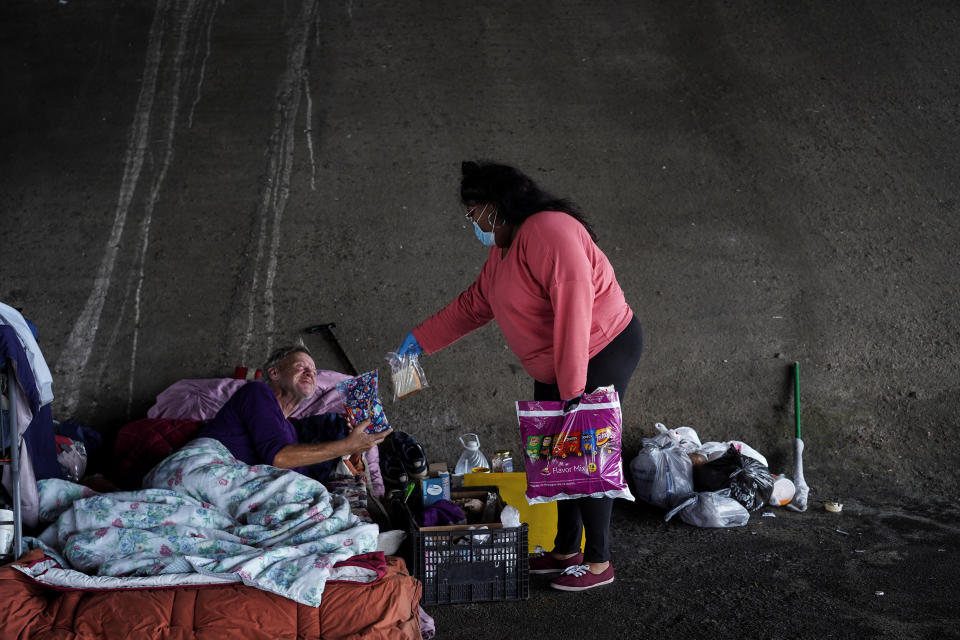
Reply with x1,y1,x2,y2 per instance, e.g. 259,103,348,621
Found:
533,314,643,563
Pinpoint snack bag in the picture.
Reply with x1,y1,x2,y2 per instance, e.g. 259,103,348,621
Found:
516,389,634,504
335,370,391,433
525,434,543,461
385,351,428,401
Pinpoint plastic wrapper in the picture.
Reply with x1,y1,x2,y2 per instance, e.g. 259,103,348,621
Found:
57,440,87,482
335,370,391,433
500,505,521,528
693,444,774,512
516,389,634,504
629,437,694,509
652,422,702,453
697,440,768,468
664,489,750,528
385,351,428,401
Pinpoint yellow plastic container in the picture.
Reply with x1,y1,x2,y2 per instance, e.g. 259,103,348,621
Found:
464,471,584,553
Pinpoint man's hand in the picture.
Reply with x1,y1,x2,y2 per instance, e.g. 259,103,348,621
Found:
343,419,392,454
271,419,391,469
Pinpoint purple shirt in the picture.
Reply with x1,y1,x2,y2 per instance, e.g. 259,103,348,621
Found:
198,381,303,471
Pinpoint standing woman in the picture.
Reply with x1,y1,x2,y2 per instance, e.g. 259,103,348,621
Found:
396,161,643,592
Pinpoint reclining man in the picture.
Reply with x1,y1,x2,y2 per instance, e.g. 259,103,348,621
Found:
197,343,390,477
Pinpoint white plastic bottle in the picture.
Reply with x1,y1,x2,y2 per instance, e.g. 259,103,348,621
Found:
454,433,489,475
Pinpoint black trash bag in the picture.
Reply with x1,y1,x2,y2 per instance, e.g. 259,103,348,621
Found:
730,457,775,512
693,444,774,512
692,445,740,492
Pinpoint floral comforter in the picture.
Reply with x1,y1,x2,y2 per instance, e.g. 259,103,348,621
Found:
32,438,380,606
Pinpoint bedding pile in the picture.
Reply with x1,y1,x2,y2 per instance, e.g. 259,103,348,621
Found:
29,437,381,607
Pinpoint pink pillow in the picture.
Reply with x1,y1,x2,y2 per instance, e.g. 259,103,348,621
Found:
147,371,351,421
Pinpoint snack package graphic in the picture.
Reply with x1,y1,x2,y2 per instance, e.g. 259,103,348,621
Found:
516,389,634,504
336,370,391,433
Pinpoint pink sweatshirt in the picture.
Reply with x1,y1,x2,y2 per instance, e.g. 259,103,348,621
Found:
413,211,633,400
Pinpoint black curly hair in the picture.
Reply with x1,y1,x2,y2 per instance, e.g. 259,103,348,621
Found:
460,161,597,241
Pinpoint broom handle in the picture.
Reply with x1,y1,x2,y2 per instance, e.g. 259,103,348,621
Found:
794,362,802,439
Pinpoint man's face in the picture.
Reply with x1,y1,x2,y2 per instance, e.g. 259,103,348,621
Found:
271,351,317,402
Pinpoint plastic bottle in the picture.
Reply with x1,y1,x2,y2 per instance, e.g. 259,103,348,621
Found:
454,433,489,475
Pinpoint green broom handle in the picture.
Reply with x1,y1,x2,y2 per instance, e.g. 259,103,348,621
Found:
794,362,802,439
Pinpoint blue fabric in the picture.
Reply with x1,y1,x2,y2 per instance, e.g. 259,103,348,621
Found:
0,326,39,408
0,327,28,450
0,325,64,480
0,303,54,406
26,404,62,480
0,403,7,450
23,316,38,340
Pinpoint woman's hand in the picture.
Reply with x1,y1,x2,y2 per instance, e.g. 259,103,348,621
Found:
563,395,582,413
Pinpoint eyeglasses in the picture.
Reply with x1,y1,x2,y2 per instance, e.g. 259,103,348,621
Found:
465,203,493,221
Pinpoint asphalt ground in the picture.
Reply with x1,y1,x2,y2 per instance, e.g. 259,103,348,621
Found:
426,494,960,639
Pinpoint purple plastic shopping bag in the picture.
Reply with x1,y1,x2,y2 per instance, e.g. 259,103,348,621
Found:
516,390,634,504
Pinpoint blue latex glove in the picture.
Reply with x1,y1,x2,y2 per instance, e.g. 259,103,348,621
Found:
397,332,423,357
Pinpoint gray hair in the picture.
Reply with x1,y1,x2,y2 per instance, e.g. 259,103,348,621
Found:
262,342,312,377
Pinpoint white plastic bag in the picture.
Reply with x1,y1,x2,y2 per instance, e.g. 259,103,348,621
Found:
697,440,768,468
629,437,694,509
653,422,702,452
664,489,750,528
500,505,521,528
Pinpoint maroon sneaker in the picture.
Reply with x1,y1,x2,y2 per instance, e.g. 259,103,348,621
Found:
549,563,615,591
528,552,584,575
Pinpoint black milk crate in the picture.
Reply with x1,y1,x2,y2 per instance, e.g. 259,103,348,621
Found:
411,522,529,605
403,489,529,605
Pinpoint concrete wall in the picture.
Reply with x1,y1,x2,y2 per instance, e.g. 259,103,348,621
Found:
2,0,957,499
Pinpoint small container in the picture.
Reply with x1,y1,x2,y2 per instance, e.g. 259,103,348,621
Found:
471,466,490,473
768,475,796,506
492,450,514,473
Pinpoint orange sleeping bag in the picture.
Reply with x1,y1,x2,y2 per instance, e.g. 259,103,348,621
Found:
0,549,422,640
